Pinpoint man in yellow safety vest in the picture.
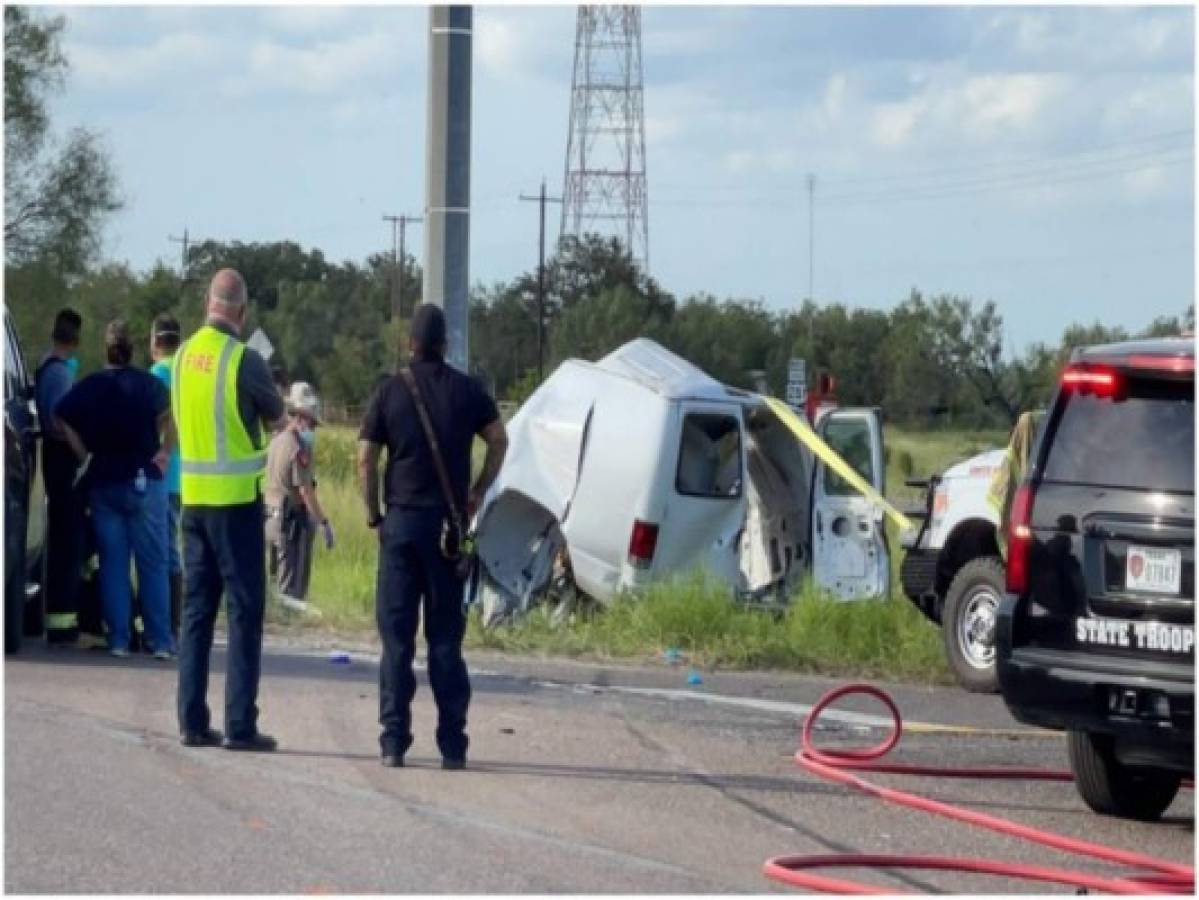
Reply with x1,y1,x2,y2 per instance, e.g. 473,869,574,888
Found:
173,269,286,751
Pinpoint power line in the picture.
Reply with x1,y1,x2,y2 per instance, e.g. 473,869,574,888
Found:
817,128,1193,187
649,145,1191,210
651,128,1193,199
821,143,1192,203
825,150,1193,206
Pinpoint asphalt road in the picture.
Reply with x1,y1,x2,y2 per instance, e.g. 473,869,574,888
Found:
5,639,1194,893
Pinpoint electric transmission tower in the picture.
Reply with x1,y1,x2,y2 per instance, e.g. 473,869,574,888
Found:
561,5,649,272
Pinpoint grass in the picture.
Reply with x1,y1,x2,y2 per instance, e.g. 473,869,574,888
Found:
283,423,1007,683
470,574,951,683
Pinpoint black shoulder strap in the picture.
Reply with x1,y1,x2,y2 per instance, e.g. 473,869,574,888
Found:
35,354,66,380
399,367,462,528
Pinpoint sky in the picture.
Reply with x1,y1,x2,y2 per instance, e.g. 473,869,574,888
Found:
47,3,1195,351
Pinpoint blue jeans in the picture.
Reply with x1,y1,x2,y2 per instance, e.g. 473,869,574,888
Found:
90,478,173,654
167,493,182,576
177,499,267,740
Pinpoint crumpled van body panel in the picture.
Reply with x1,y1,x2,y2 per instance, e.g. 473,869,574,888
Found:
474,340,877,622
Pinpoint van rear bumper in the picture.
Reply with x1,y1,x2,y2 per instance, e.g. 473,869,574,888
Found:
998,602,1194,772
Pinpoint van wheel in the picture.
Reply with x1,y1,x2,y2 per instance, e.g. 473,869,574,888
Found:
942,556,1004,693
1068,730,1181,821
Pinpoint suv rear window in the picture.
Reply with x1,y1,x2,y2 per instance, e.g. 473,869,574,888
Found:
1043,375,1194,493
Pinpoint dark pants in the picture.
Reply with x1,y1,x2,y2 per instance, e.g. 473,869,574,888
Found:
376,506,470,760
43,439,84,641
177,499,267,740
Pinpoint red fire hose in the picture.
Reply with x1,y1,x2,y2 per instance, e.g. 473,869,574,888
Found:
763,684,1195,894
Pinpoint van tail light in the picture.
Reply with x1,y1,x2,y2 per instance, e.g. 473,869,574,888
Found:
628,520,660,569
1006,482,1035,594
1061,366,1119,396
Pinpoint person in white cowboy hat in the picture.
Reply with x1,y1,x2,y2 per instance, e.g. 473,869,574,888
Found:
264,381,334,616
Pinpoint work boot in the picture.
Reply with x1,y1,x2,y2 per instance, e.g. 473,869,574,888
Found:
223,732,278,753
181,727,223,748
169,572,183,640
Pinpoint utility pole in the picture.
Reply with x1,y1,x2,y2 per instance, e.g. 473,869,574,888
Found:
424,5,472,371
382,214,423,320
519,178,563,382
168,227,189,279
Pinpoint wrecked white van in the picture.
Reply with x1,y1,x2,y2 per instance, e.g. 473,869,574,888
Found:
472,339,890,623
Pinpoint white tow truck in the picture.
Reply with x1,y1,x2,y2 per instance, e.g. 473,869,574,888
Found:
900,449,1006,692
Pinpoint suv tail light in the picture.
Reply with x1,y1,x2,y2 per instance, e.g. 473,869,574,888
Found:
1006,482,1035,594
1061,366,1119,396
1126,354,1195,375
628,520,659,569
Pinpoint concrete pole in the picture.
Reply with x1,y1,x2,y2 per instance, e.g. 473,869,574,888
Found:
424,5,472,371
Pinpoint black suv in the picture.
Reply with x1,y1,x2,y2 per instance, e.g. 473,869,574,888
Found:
5,308,47,653
997,338,1193,820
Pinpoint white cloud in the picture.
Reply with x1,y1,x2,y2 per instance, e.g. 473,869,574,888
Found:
823,74,848,120
238,32,400,95
958,74,1065,138
476,17,522,77
65,32,219,86
981,8,1191,71
1102,75,1194,133
1124,165,1170,199
645,114,684,145
723,148,796,175
871,100,924,148
869,73,1065,148
261,7,352,36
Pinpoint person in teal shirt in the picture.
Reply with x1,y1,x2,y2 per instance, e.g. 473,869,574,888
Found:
150,313,183,639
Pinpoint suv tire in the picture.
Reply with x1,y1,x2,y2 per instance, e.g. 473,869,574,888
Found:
5,489,27,655
942,556,1004,693
1068,730,1181,821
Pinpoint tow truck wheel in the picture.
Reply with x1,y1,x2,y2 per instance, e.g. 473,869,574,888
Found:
1068,731,1181,821
942,556,1004,693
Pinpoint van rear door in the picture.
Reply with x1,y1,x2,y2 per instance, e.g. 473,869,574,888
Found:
652,403,746,586
811,408,889,599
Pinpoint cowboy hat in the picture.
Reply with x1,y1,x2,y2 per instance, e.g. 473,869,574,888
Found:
285,381,322,424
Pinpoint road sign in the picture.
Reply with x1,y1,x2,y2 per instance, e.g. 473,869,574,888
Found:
786,357,807,408
247,328,274,361
788,357,806,383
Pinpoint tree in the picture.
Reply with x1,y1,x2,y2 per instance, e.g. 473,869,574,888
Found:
4,7,121,273
550,284,670,364
666,296,775,389
927,296,1021,427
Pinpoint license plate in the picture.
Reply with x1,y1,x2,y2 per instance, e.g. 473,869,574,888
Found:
1125,546,1182,595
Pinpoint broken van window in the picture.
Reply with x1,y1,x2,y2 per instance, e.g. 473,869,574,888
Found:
676,413,742,498
823,418,875,496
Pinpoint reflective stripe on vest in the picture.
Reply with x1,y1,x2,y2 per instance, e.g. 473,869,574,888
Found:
173,326,265,506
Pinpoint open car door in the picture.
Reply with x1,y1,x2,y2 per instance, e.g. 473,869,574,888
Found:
811,408,890,600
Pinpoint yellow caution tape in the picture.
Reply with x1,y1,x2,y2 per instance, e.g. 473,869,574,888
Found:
763,397,914,532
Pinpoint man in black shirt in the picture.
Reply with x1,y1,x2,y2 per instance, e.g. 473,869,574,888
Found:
358,305,507,769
